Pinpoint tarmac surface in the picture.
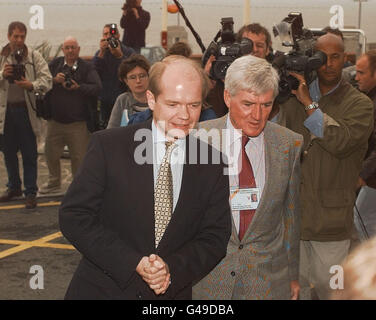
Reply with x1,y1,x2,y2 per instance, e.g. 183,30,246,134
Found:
0,150,81,300
0,142,375,300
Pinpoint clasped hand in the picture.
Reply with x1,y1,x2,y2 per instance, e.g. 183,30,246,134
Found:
136,254,171,295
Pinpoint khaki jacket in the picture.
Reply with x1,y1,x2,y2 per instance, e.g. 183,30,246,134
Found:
279,80,374,241
0,45,52,135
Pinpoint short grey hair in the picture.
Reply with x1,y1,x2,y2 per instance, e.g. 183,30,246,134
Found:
225,55,279,98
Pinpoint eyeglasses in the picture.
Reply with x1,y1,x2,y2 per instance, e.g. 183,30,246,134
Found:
63,46,78,50
127,73,148,81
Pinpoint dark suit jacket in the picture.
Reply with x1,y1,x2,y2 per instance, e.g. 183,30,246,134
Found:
59,120,231,300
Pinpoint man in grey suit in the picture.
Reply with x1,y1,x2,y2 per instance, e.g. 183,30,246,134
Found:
193,55,303,300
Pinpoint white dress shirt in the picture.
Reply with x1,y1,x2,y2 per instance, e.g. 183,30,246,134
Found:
225,116,266,232
152,120,186,212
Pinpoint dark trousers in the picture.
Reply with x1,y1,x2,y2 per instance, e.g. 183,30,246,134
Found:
3,106,38,195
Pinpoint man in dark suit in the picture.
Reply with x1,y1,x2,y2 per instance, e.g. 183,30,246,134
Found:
59,55,231,300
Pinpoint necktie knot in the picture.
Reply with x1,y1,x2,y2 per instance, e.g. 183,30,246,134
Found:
165,140,176,151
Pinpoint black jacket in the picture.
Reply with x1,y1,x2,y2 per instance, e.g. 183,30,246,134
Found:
46,57,101,130
59,120,231,300
120,6,150,50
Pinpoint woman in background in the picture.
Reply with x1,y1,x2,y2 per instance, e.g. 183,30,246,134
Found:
107,54,150,128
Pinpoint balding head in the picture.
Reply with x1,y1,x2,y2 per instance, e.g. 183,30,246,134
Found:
146,55,207,139
315,33,344,53
62,36,80,65
315,33,345,90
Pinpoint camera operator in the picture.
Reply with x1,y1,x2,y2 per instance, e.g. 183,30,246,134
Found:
205,22,272,118
120,0,150,53
0,21,52,209
93,24,134,128
236,23,272,60
278,33,374,300
40,37,101,194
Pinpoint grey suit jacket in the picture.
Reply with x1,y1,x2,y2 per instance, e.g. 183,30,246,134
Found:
192,115,303,300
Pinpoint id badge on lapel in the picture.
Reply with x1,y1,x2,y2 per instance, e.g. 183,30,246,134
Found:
230,187,260,211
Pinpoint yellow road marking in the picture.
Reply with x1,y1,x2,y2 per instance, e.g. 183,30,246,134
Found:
0,232,74,259
0,239,75,250
0,201,61,210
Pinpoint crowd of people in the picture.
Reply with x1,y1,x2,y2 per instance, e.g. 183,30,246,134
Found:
0,1,376,301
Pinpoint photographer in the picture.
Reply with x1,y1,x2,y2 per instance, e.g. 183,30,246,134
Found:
120,0,150,53
204,20,266,118
40,37,101,194
93,24,134,128
236,23,272,60
0,21,52,209
279,33,374,300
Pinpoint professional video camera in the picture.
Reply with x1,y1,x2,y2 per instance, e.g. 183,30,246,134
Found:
7,49,26,83
202,17,253,81
107,23,119,49
62,64,78,88
272,12,327,103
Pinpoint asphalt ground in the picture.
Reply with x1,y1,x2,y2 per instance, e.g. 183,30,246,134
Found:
0,151,81,300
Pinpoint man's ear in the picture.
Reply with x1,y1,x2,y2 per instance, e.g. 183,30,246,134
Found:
146,90,156,111
223,89,231,110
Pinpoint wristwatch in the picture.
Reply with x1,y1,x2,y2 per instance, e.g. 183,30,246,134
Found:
304,101,319,111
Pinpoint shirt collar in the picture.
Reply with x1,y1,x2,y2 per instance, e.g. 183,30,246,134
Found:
309,77,342,101
63,59,78,69
225,114,265,146
152,119,185,148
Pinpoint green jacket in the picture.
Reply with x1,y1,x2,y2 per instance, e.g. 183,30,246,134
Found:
279,80,374,241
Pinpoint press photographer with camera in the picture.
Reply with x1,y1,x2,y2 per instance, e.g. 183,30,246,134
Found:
236,23,272,60
0,21,52,209
40,37,101,194
203,18,255,118
93,23,134,128
277,29,374,299
120,0,150,53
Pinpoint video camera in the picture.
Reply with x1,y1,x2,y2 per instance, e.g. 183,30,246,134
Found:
7,49,26,83
62,64,78,88
272,12,327,103
107,23,119,49
203,17,253,81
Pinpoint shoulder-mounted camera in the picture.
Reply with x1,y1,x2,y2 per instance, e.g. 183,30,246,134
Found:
202,17,253,81
272,12,327,103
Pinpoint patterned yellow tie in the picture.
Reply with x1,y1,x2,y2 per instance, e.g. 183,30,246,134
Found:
154,141,176,248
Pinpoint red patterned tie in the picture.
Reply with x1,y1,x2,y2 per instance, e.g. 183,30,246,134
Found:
238,135,256,241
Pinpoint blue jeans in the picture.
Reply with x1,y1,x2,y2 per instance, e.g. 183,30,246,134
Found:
3,105,38,195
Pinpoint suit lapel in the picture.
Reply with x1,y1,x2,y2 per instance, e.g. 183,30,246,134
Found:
128,120,155,251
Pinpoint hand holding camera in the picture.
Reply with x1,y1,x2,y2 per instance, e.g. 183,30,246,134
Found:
62,79,79,91
60,65,79,90
3,64,14,79
54,72,65,84
122,0,139,18
14,77,33,91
